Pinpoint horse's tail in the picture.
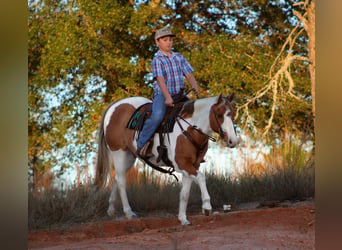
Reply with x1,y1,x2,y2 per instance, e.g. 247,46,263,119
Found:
94,102,115,188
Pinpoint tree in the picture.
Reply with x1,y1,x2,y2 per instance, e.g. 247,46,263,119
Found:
28,0,314,188
234,0,314,140
159,0,313,140
293,0,315,128
28,0,166,189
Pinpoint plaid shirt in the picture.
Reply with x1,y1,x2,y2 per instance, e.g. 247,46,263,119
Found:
152,51,194,96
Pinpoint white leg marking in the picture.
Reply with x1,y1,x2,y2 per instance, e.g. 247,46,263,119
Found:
178,175,193,225
193,171,212,212
109,150,137,219
107,180,118,217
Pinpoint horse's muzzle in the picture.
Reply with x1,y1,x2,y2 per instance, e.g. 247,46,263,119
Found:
226,137,239,148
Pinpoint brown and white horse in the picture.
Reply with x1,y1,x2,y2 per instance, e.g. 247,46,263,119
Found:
95,94,238,225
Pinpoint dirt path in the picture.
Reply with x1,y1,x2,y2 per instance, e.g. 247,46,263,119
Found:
29,202,315,249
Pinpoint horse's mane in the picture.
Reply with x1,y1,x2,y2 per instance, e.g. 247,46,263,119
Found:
179,100,195,118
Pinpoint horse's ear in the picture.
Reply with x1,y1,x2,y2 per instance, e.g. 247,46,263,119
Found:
228,93,235,103
217,94,223,103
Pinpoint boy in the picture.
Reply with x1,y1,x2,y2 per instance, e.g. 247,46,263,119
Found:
136,26,200,157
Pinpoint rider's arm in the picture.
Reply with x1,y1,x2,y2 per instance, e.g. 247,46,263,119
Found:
185,73,200,97
156,76,174,107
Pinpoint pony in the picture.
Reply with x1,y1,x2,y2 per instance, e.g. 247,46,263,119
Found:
94,94,238,225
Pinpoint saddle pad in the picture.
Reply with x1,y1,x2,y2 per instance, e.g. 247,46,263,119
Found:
126,103,152,132
126,102,184,133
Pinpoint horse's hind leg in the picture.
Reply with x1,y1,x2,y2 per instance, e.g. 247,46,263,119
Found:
107,179,118,217
108,149,136,219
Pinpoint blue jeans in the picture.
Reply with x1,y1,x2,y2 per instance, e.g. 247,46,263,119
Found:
137,93,167,148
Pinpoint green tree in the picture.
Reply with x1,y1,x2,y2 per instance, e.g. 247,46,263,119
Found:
28,0,166,189
159,0,313,139
28,0,314,188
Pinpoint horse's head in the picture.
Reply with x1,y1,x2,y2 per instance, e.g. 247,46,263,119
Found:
209,94,238,148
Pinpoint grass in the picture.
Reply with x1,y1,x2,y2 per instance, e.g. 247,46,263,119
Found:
28,185,109,230
28,136,315,231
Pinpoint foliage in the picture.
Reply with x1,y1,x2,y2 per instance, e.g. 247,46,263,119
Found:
28,0,314,187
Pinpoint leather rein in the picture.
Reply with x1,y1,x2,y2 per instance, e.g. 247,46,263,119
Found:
139,90,227,181
175,111,223,154
138,111,222,183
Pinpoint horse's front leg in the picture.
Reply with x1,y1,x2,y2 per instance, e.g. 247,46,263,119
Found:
178,175,193,225
193,170,212,216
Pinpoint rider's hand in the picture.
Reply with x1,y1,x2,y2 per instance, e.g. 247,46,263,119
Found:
193,87,200,98
165,96,174,107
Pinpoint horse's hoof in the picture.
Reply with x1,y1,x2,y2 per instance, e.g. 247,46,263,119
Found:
127,211,137,220
202,208,212,216
181,220,191,226
107,208,115,217
129,214,137,219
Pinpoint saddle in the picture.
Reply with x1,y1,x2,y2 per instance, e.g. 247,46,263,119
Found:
126,93,190,167
126,93,190,133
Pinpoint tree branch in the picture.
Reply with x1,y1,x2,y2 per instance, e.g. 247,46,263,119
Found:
293,10,308,31
236,12,311,138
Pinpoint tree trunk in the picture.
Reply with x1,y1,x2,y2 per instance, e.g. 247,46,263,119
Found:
307,0,315,130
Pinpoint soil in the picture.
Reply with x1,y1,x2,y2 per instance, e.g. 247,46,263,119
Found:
28,200,315,249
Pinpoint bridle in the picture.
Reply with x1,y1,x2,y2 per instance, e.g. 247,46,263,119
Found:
176,103,232,147
175,91,236,152
212,109,225,139
212,104,237,140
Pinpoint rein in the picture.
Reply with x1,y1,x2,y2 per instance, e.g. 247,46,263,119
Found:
139,156,179,182
176,116,216,153
177,88,224,141
138,91,226,182
212,109,225,139
142,113,216,182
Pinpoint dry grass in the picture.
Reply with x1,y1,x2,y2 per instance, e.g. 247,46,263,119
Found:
29,137,314,231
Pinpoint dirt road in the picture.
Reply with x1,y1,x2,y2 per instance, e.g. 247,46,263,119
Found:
29,201,315,249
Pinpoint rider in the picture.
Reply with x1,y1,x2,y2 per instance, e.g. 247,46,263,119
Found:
136,26,200,158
